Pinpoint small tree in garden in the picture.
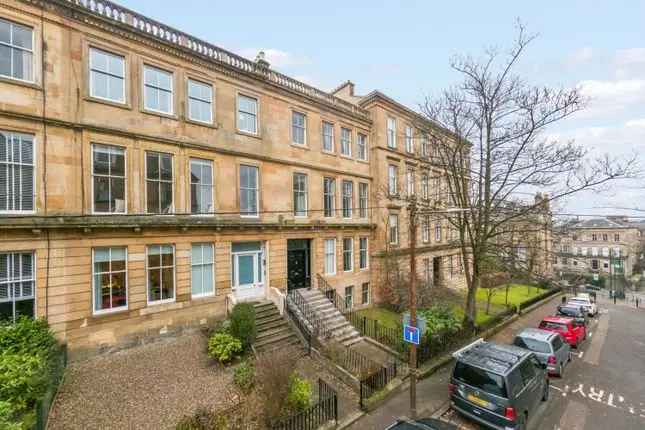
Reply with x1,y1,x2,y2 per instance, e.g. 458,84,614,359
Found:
255,347,300,424
228,303,257,351
208,332,243,364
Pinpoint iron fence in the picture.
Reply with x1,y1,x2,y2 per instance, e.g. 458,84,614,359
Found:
270,379,338,430
359,362,398,410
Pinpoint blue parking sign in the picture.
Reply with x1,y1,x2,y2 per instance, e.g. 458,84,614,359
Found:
403,325,420,345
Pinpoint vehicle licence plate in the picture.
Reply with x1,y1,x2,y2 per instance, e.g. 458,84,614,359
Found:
467,394,490,408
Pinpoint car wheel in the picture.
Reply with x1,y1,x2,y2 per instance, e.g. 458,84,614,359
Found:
542,379,550,401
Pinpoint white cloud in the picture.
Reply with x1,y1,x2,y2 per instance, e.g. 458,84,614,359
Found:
567,47,594,66
575,79,645,119
239,48,311,69
614,48,645,78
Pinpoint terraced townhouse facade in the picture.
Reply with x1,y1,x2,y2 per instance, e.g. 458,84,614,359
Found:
0,0,463,356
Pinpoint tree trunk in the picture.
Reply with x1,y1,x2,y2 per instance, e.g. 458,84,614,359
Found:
464,265,480,331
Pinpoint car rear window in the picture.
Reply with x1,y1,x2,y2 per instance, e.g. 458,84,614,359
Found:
551,335,564,350
513,336,551,353
558,307,580,317
453,362,507,398
539,321,567,331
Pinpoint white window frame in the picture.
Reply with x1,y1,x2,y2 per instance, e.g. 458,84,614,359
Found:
345,285,354,309
421,135,429,158
359,237,369,270
361,282,370,305
92,247,128,315
421,174,429,200
187,79,214,124
89,47,126,104
237,94,259,135
292,111,307,145
324,238,337,275
407,169,415,196
389,214,399,245
359,182,368,219
191,242,215,299
189,158,214,215
142,64,174,115
357,133,368,161
145,151,174,214
322,121,334,153
323,177,336,218
342,180,353,218
343,238,354,272
0,130,35,214
435,224,442,242
293,172,308,217
0,251,36,322
422,217,430,243
340,127,352,157
239,164,259,218
388,164,398,196
387,117,396,148
0,18,34,83
405,126,413,153
91,144,127,215
146,244,176,305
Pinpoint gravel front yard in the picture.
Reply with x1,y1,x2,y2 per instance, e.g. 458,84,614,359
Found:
48,333,235,430
48,333,360,430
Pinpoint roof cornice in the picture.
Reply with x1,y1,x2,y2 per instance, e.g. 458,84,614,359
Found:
22,0,371,124
360,90,467,144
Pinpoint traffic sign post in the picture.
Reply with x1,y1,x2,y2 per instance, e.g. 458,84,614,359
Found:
403,325,420,345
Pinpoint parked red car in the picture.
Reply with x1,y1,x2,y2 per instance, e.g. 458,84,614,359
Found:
538,316,586,348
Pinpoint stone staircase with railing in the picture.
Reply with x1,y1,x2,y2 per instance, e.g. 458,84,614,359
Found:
287,288,362,348
253,301,303,354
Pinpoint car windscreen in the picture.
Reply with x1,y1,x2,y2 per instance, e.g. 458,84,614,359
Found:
551,335,564,350
453,362,507,398
539,321,567,331
513,336,551,353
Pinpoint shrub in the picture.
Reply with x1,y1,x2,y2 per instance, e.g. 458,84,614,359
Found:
286,375,312,412
208,333,242,364
176,407,228,430
418,305,461,334
256,347,300,423
0,317,56,358
0,317,59,424
233,360,255,393
0,401,22,430
228,304,257,350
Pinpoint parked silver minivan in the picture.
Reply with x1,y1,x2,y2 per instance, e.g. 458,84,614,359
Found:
513,328,571,377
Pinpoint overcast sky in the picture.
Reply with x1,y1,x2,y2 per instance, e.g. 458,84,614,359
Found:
117,0,645,218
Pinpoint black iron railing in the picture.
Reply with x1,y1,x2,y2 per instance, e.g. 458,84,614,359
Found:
286,290,331,338
284,295,313,355
317,274,351,315
359,362,398,410
270,379,338,430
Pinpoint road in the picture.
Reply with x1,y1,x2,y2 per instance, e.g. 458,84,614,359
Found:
441,294,645,430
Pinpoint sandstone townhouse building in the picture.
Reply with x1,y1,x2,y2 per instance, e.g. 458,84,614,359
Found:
554,217,640,281
0,0,463,354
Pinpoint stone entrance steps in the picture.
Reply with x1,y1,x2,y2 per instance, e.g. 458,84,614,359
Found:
253,301,302,354
295,289,362,347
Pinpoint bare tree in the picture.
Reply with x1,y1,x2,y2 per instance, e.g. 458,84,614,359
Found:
420,22,636,329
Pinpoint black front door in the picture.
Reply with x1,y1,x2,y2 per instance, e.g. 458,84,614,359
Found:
287,239,311,291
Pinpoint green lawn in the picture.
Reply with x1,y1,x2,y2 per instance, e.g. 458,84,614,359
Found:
356,284,544,329
476,283,544,308
355,307,401,329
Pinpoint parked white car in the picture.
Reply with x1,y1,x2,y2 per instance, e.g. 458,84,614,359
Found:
568,296,597,317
